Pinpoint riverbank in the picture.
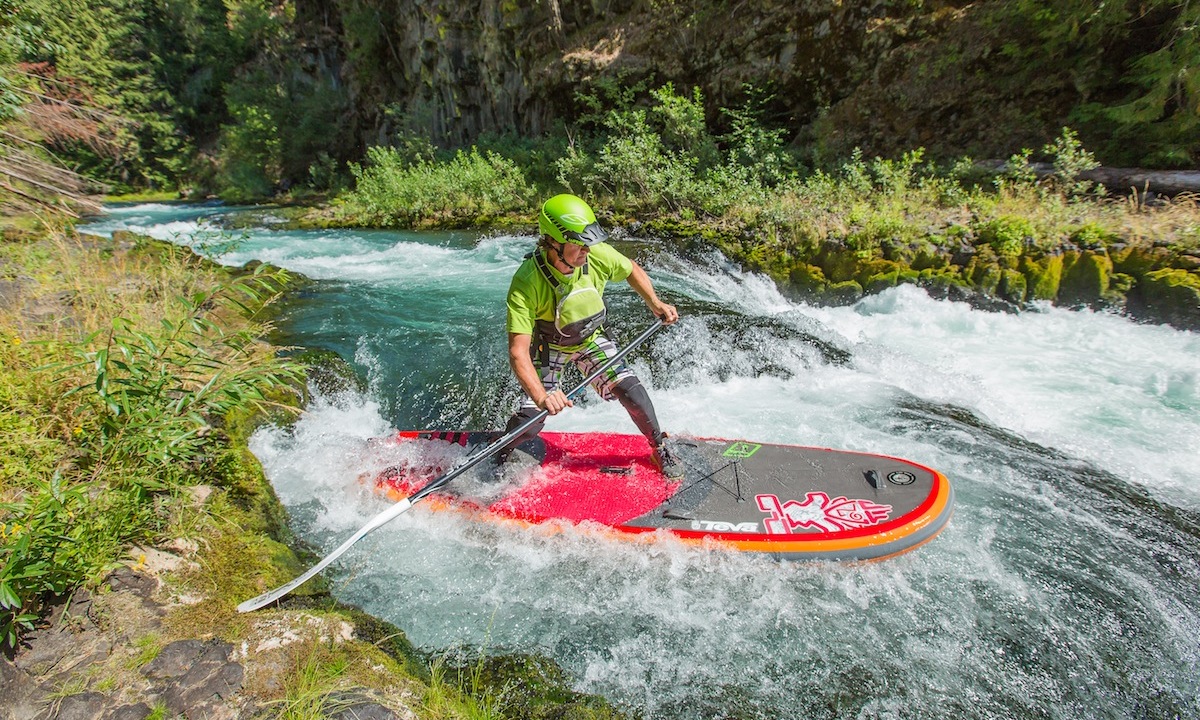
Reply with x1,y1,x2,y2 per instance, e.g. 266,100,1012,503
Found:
0,223,624,719
279,145,1200,333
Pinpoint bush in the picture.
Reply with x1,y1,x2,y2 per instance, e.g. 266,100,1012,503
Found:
1044,127,1100,197
347,146,535,226
976,215,1037,261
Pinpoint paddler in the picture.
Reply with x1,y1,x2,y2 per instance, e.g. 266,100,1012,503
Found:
498,193,683,479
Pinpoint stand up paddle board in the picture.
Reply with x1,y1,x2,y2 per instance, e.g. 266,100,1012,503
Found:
372,431,953,561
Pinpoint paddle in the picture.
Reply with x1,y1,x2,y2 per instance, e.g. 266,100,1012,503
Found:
236,318,666,613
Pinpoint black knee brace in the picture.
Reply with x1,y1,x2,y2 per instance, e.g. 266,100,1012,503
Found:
612,376,663,446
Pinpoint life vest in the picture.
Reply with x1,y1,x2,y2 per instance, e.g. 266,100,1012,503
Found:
531,250,607,348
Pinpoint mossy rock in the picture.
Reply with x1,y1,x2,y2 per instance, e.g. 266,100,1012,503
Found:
452,653,627,720
1059,250,1113,306
1105,272,1136,307
911,243,950,271
856,258,902,290
916,267,968,296
291,348,368,398
1128,268,1200,331
1021,253,1064,301
965,253,1003,295
864,270,900,294
787,263,828,295
826,279,864,304
999,269,1027,303
815,240,861,283
863,262,917,294
1111,244,1174,275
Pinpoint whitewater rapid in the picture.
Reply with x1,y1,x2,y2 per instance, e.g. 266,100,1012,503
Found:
84,203,1200,719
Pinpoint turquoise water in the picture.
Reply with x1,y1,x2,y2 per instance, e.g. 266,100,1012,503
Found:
85,203,1200,719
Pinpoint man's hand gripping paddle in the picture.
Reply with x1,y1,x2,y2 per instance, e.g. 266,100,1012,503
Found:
236,319,665,613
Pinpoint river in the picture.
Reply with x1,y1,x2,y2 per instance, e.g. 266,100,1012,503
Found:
83,202,1200,719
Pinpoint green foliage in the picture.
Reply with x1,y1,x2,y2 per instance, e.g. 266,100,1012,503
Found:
650,83,719,169
570,70,654,134
474,130,570,189
61,265,301,479
346,146,535,226
720,85,799,186
1043,127,1100,196
552,83,801,218
1068,221,1117,249
219,94,282,200
0,473,135,647
570,106,703,212
998,148,1039,192
1088,1,1200,166
0,245,301,650
976,215,1036,261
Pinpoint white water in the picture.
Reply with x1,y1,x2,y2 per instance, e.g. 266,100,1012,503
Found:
86,204,1200,719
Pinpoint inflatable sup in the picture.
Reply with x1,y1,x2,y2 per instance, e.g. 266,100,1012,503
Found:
372,431,953,561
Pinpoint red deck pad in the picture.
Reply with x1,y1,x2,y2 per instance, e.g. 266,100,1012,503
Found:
488,432,677,525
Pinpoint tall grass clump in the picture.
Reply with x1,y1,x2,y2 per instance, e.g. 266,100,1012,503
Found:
0,231,301,649
345,146,535,227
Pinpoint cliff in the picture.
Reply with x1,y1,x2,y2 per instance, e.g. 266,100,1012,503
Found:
298,0,1195,169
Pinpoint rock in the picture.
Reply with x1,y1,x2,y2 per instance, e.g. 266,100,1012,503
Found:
142,640,209,680
999,268,1026,303
0,658,42,720
1059,250,1114,307
15,591,112,679
1128,268,1200,330
128,544,196,575
1020,253,1063,301
328,692,403,720
104,704,152,720
106,568,158,599
0,278,34,310
54,692,107,720
141,639,243,719
162,659,244,720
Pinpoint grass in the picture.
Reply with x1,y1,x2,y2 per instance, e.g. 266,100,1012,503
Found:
0,225,302,649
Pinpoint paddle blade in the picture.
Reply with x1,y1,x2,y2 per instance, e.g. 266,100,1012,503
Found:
237,498,413,612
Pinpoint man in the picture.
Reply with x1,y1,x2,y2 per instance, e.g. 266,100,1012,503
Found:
500,193,683,479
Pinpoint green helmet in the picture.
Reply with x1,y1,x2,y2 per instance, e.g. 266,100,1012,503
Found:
538,194,609,247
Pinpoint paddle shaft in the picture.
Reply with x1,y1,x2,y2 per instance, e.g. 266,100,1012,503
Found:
236,319,665,613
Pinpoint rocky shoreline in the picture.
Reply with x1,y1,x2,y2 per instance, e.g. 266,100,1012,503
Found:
1,488,624,720
0,503,424,720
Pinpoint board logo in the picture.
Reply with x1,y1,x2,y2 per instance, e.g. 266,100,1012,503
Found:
723,442,762,458
690,520,759,533
887,471,916,485
756,493,892,534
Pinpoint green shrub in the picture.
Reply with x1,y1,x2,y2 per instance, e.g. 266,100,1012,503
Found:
1044,127,1100,197
347,147,535,226
61,266,301,480
1069,221,1117,249
976,215,1037,261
